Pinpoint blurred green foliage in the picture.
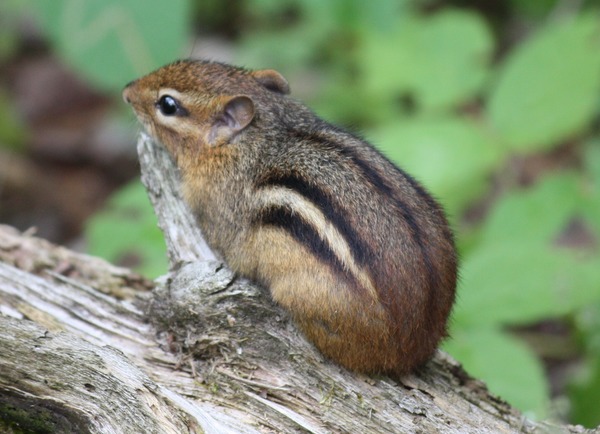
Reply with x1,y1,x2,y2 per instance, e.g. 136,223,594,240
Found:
27,0,190,91
86,180,167,279
0,91,26,151
25,0,600,425
0,1,26,148
489,15,600,151
0,0,22,60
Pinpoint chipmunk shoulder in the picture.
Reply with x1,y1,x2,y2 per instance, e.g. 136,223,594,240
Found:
123,59,458,375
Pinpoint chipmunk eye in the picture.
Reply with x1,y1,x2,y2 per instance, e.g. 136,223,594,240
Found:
156,95,181,116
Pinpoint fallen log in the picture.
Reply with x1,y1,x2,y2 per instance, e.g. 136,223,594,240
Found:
0,134,594,433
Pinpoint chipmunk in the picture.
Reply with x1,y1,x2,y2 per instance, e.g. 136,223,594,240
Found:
123,59,457,375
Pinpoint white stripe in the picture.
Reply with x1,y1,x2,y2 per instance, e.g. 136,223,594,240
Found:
257,187,378,299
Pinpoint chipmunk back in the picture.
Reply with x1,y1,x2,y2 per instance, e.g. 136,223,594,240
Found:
123,59,458,375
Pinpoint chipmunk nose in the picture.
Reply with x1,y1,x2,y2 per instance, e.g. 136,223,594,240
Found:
122,86,132,104
122,79,139,104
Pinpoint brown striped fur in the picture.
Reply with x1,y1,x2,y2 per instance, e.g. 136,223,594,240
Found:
123,60,458,375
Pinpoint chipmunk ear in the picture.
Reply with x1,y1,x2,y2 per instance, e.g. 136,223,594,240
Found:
251,69,290,94
208,95,255,146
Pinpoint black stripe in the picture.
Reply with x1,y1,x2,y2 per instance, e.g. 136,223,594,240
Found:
339,144,424,240
293,130,423,242
336,139,444,328
339,142,440,288
292,129,441,302
253,205,363,292
255,172,372,265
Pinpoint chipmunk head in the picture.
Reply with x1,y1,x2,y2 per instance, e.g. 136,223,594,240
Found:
122,59,290,162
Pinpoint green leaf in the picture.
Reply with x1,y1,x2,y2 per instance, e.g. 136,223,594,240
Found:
370,116,503,217
86,180,167,278
569,355,600,427
360,9,493,111
444,327,549,417
481,173,582,246
488,14,600,152
454,173,600,326
582,146,600,238
411,10,493,111
575,303,600,357
454,242,600,327
585,139,600,189
27,0,190,91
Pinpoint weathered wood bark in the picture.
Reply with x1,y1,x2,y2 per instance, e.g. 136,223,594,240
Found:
0,133,596,433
